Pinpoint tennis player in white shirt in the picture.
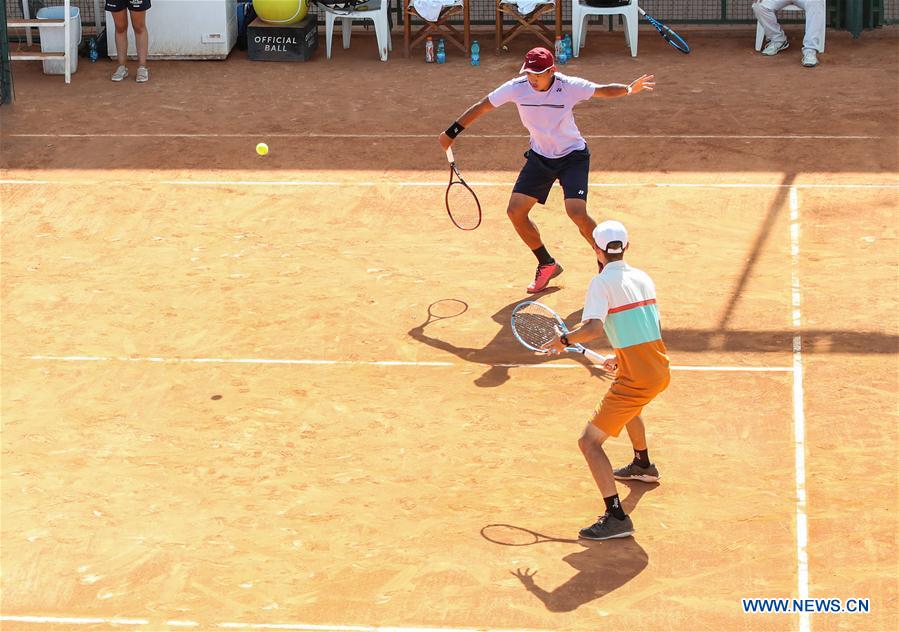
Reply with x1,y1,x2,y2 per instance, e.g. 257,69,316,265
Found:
439,47,654,293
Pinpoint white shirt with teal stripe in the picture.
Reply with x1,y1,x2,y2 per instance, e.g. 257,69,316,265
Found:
582,261,662,349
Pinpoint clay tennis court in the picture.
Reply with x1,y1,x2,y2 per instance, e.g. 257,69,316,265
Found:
2,28,897,632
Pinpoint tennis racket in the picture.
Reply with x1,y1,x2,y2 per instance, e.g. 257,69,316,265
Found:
445,147,482,231
510,301,608,364
639,8,691,54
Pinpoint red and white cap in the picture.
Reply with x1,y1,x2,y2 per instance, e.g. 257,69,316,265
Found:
520,47,555,74
593,220,629,253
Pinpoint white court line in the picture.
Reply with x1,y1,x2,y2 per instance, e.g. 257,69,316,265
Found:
162,180,381,187
25,355,792,372
4,133,885,140
0,616,149,625
2,179,897,190
789,186,811,632
0,616,534,632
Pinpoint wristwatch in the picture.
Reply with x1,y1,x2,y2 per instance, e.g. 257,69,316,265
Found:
560,334,570,346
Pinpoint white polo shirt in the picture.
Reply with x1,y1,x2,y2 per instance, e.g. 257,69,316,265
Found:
487,72,597,159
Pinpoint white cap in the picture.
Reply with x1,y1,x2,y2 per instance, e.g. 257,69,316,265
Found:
593,220,628,253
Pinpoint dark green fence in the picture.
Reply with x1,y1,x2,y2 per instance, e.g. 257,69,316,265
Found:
1,0,13,104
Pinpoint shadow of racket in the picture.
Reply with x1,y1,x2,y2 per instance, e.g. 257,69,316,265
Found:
424,298,468,323
481,523,579,546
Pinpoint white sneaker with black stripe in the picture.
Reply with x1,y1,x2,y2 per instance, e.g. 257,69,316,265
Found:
761,39,789,56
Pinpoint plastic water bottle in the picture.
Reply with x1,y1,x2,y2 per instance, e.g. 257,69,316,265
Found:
436,38,446,64
470,40,480,66
425,36,435,63
87,36,98,63
563,33,573,60
555,35,567,65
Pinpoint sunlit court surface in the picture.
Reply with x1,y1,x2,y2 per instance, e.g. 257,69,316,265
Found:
1,23,897,632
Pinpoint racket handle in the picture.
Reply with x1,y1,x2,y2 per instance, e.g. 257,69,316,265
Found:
581,348,608,364
446,147,455,164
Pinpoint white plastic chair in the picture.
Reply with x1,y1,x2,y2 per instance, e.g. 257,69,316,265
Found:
571,0,638,57
324,0,392,62
754,3,825,52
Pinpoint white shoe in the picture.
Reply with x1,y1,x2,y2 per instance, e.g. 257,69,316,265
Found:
801,49,818,67
111,65,128,81
761,39,789,56
136,66,149,83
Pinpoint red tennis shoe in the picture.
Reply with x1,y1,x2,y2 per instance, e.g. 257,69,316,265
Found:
526,261,563,293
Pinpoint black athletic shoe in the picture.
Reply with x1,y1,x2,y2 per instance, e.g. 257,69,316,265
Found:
578,512,635,541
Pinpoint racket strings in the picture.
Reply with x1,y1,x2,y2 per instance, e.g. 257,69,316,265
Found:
513,308,563,350
446,182,481,230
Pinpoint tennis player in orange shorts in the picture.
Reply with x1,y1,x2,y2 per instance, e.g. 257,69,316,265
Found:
542,220,670,540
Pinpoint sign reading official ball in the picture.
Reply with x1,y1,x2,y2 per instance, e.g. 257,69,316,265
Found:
248,16,317,62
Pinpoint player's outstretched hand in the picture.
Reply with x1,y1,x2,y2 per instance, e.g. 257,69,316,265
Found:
629,74,655,95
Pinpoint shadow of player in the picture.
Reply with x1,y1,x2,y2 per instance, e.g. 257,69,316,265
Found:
408,290,609,388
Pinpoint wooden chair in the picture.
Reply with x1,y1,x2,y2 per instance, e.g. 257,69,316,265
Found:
495,0,561,53
403,0,471,58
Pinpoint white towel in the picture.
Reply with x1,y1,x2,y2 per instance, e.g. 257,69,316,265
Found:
502,0,552,16
412,0,459,22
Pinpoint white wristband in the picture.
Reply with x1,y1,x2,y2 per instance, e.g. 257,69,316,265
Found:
625,84,633,95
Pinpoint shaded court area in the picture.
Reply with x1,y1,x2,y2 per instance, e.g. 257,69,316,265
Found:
2,27,897,632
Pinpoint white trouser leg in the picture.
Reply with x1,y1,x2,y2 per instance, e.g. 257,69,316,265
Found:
752,0,791,45
795,0,826,52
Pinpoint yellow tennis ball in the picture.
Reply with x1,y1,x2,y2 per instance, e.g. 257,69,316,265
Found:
256,142,269,156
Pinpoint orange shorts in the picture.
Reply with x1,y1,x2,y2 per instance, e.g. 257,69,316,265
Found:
590,340,670,437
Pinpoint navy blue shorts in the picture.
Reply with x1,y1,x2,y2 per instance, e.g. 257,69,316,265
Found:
513,146,590,205
106,0,151,12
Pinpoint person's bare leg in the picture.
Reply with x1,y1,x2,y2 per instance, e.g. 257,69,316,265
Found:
130,10,149,67
624,415,647,451
563,197,598,250
506,192,543,249
578,422,617,498
577,422,634,540
112,10,129,67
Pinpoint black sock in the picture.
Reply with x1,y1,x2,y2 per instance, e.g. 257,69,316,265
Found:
603,494,627,520
532,245,554,266
633,449,650,468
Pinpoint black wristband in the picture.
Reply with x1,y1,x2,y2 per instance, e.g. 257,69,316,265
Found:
560,334,570,347
445,121,465,139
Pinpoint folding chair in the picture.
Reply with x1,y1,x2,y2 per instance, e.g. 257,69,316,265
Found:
495,0,561,54
403,0,470,58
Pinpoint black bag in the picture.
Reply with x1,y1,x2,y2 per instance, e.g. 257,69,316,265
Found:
236,2,257,51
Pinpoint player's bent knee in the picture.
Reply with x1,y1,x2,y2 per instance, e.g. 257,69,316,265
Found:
578,422,608,451
564,202,591,223
506,204,531,221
